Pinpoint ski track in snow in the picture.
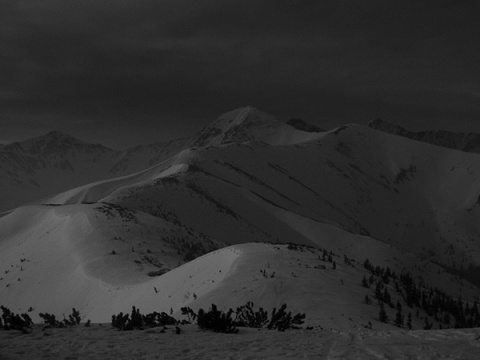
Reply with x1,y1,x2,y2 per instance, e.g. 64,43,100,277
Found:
1,326,480,360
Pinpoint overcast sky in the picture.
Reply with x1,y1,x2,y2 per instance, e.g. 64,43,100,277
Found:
1,0,479,148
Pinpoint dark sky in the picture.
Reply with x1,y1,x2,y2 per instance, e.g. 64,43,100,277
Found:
1,0,480,148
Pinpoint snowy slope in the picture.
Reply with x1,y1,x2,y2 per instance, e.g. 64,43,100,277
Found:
0,210,449,331
0,132,188,212
42,122,480,276
0,203,224,320
2,107,480,331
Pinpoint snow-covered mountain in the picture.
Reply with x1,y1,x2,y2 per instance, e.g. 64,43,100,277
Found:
189,106,323,147
0,106,317,212
1,107,480,330
39,120,480,273
0,131,189,212
369,118,480,153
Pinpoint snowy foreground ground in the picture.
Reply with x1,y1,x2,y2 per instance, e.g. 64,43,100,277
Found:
1,325,480,360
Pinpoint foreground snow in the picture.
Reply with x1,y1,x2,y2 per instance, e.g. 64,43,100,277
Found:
1,325,479,360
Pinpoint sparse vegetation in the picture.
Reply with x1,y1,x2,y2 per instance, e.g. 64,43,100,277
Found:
196,304,238,333
0,306,33,333
39,308,83,328
363,258,480,329
111,306,176,331
181,302,305,333
234,302,269,328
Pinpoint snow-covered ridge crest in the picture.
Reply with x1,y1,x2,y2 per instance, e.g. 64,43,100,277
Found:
190,106,323,147
369,118,480,153
0,132,189,212
1,130,111,155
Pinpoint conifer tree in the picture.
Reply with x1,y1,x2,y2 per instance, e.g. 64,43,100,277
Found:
395,301,404,327
383,287,393,307
375,281,383,302
379,304,388,323
423,316,433,330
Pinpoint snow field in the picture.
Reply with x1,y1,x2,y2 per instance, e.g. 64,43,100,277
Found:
1,325,480,360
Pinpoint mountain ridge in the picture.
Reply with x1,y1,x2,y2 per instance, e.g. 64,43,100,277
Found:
190,106,324,147
2,107,480,330
0,132,190,212
369,118,480,153
0,107,323,211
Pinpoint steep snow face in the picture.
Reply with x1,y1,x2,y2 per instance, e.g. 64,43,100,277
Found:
369,119,480,153
190,106,323,147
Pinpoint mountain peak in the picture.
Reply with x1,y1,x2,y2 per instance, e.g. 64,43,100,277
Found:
214,106,278,128
189,106,285,147
44,130,78,140
3,131,111,154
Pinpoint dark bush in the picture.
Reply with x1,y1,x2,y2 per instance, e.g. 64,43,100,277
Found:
0,305,33,333
182,302,305,333
39,312,65,328
235,301,268,328
111,306,177,331
66,308,81,326
196,304,238,334
180,307,197,323
267,304,305,331
39,308,83,328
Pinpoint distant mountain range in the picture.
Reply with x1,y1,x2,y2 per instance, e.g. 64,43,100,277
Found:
0,130,189,212
1,107,480,330
369,118,480,153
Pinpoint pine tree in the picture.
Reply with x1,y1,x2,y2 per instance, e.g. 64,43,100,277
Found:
362,275,369,288
394,301,404,327
379,304,388,323
363,258,372,270
423,316,433,330
383,287,392,307
407,312,412,329
442,312,449,325
375,281,383,302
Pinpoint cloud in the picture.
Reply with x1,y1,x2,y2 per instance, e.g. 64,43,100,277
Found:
1,0,480,146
